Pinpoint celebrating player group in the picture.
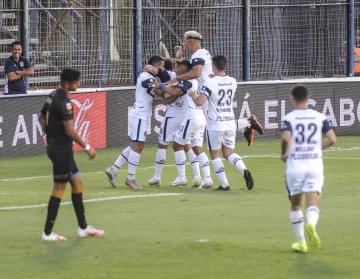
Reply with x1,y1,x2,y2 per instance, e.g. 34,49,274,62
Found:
105,30,264,191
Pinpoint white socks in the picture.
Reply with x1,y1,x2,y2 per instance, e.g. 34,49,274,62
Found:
154,148,167,179
127,150,141,179
114,146,131,171
175,151,186,177
236,118,251,133
212,158,229,187
228,153,247,175
186,149,201,181
197,152,211,180
306,206,320,226
290,210,305,242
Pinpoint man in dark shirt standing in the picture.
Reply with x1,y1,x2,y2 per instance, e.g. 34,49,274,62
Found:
4,41,34,95
38,68,104,241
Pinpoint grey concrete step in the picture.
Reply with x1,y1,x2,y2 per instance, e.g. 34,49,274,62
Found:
1,13,16,20
0,75,59,85
0,51,51,59
0,38,40,45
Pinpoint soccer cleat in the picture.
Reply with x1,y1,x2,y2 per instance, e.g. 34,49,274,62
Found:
190,179,202,188
77,225,105,238
105,166,118,188
41,231,67,242
248,115,264,135
244,169,254,190
169,177,187,187
213,185,231,191
244,127,255,146
148,177,161,186
291,240,308,253
125,177,142,189
306,223,321,249
198,178,214,189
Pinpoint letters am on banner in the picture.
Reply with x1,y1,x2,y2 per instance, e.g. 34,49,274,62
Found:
70,92,107,151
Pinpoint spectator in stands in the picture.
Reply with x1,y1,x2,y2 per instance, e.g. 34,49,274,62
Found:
4,41,34,95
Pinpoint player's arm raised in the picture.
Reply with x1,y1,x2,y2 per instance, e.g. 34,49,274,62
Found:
322,119,336,150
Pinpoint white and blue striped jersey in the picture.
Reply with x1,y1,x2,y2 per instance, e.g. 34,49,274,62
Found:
130,72,156,120
281,109,334,172
190,48,213,89
175,79,202,119
200,75,237,131
164,70,185,117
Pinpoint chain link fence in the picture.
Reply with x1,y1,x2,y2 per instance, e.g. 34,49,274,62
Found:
142,0,243,80
251,0,347,79
0,0,358,89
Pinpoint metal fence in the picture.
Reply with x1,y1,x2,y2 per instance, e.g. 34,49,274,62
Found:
0,0,358,89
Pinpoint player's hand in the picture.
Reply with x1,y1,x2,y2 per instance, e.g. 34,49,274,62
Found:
149,81,161,89
175,46,183,59
87,147,96,160
189,90,197,97
281,154,287,162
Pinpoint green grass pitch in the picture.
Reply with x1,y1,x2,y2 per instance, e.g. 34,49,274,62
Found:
0,137,360,279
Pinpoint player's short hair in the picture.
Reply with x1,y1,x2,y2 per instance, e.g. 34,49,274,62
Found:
60,68,81,83
212,55,227,71
175,59,191,70
163,58,173,71
291,84,308,102
11,41,22,48
148,55,164,66
184,31,202,41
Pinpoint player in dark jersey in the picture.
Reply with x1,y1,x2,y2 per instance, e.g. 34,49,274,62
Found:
38,68,104,241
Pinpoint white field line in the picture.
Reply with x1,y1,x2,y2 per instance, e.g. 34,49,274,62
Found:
0,193,184,211
1,148,359,183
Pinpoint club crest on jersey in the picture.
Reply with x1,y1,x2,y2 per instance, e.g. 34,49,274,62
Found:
66,103,72,110
20,61,24,67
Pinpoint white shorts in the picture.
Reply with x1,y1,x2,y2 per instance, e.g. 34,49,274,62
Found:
175,117,205,147
206,129,236,150
159,116,184,145
129,116,149,142
286,171,324,196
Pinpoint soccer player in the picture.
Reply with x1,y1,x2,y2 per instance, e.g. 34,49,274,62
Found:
170,31,261,146
151,59,213,188
145,59,202,187
281,84,336,253
192,55,262,191
105,56,166,189
38,68,104,241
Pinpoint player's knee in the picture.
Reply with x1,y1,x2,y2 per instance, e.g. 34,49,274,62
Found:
131,142,144,153
52,184,66,199
192,146,203,155
72,183,84,194
173,141,184,151
184,144,192,153
158,142,169,149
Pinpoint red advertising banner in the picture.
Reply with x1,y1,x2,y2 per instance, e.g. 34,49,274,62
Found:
70,92,107,151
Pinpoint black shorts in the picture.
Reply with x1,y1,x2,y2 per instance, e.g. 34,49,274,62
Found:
47,145,79,183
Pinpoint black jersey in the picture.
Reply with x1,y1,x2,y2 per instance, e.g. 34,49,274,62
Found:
40,89,74,148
